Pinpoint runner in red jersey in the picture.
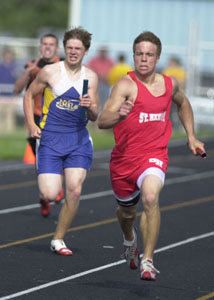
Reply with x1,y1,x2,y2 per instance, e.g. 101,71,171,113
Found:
110,72,172,198
98,31,205,280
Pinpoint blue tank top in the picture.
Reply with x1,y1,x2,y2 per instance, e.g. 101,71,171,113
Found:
40,61,88,133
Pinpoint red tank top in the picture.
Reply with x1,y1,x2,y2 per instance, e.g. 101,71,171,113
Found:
112,72,173,156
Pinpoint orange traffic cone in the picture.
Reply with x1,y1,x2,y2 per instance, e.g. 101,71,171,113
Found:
23,142,36,164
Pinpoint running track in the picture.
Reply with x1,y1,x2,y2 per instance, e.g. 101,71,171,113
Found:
0,138,213,300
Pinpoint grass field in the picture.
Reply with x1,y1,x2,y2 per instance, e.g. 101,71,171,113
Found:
0,127,213,161
0,128,116,160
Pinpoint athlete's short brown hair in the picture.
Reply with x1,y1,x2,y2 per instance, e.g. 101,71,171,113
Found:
63,27,92,50
133,31,162,57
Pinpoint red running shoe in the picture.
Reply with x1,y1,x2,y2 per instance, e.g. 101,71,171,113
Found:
55,188,64,203
40,198,51,217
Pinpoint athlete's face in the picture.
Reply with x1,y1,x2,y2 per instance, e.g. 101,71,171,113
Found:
133,41,159,76
64,39,88,66
39,37,58,62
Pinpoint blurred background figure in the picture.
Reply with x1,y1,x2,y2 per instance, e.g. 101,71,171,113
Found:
13,33,62,158
87,45,114,107
162,56,187,90
107,53,133,86
0,47,18,95
13,33,64,217
162,56,187,129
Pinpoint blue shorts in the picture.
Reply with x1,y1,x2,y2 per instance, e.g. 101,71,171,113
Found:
37,128,93,174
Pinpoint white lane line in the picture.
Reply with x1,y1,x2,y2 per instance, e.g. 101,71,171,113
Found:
0,190,114,214
165,170,214,185
0,231,213,300
1,170,214,215
167,166,195,174
0,203,41,214
0,164,33,172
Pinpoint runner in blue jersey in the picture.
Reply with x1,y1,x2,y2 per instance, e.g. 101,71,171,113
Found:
24,27,100,256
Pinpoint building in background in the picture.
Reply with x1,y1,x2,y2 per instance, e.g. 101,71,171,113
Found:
69,0,214,98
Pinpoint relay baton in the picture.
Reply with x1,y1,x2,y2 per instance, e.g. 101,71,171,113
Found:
196,147,207,158
80,79,88,120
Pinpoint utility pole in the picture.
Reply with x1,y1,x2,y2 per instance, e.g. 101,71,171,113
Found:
186,21,200,97
68,0,82,28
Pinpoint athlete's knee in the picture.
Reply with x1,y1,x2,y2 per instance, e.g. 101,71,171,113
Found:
117,206,136,221
142,192,159,210
66,185,82,201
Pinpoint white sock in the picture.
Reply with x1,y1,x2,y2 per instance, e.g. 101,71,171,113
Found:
123,228,136,246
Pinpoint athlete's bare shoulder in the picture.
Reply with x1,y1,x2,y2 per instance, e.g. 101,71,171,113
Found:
102,73,137,112
47,61,61,72
123,73,136,85
111,73,137,100
84,64,99,85
36,61,61,87
84,64,98,79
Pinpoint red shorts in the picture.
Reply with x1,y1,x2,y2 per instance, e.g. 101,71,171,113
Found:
110,148,168,198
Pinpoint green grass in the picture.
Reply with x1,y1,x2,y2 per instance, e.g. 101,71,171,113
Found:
0,129,28,160
89,129,115,150
0,127,213,161
0,128,116,161
171,129,214,140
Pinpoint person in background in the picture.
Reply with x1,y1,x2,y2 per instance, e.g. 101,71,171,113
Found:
23,27,99,256
107,53,133,86
98,31,205,281
0,47,18,95
162,56,187,90
162,56,187,128
14,33,64,217
87,45,114,107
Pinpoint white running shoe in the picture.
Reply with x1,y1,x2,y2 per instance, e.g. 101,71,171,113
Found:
50,239,73,256
140,258,160,280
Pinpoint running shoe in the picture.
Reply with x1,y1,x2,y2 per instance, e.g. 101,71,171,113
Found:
50,239,73,256
123,228,140,270
55,188,64,203
140,258,160,281
40,198,51,217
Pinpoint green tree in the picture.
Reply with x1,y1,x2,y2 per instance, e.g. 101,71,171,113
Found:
0,0,68,37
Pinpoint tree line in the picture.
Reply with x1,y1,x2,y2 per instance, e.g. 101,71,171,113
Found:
0,0,68,37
